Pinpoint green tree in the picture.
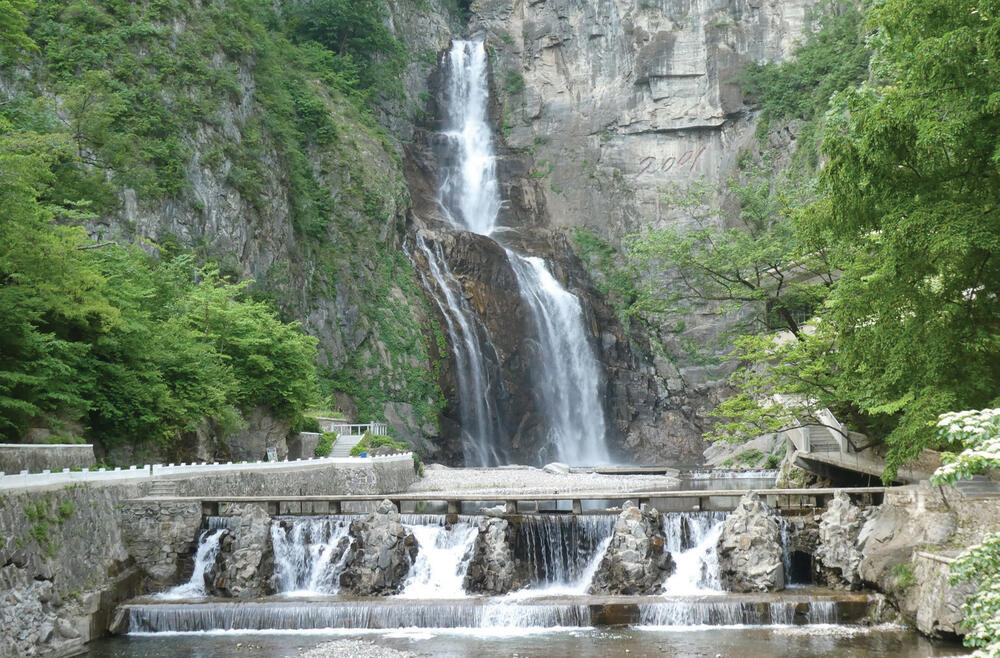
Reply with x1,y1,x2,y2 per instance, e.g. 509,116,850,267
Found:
627,163,832,338
0,0,37,61
292,0,403,95
813,0,1000,476
0,128,115,438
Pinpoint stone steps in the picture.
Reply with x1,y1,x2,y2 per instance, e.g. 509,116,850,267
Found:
329,434,364,458
147,480,179,497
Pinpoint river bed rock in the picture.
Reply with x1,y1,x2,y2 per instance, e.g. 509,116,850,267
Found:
590,501,674,595
463,517,523,594
339,500,418,596
717,492,785,592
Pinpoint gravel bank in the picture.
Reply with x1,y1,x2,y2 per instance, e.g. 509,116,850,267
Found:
295,639,419,658
408,464,680,496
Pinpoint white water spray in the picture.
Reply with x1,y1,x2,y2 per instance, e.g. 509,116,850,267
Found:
398,520,479,599
155,528,226,600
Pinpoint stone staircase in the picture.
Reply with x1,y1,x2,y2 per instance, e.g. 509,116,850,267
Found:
147,479,178,498
329,434,365,458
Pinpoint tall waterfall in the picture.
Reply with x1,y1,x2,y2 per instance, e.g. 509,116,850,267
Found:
412,235,508,465
432,38,612,466
439,40,501,236
507,253,610,464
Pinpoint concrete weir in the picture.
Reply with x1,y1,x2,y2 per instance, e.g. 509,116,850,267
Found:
118,591,877,633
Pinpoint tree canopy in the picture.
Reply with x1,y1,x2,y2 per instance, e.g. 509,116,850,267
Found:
630,0,1000,480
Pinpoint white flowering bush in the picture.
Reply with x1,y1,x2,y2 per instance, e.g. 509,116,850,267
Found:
931,408,1000,657
932,409,1000,483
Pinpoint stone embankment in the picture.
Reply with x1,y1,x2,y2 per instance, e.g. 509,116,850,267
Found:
0,454,416,657
590,501,674,595
854,482,1000,639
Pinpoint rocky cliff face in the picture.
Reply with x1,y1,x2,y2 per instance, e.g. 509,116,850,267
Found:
402,0,816,464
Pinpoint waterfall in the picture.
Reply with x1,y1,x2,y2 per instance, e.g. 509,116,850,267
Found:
126,600,592,633
439,40,501,236
270,517,352,595
398,517,479,599
411,235,508,466
154,528,226,600
660,512,727,594
430,38,612,466
507,252,610,465
514,515,616,591
124,597,854,633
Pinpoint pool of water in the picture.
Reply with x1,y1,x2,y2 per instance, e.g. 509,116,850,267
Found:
85,626,968,658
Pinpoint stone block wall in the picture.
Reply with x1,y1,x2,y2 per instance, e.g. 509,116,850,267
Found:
0,444,96,474
0,454,418,656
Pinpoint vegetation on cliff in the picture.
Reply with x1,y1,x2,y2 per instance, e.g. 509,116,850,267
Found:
0,0,446,457
0,141,319,447
627,0,1000,480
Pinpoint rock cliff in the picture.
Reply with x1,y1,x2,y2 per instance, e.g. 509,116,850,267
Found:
402,0,821,464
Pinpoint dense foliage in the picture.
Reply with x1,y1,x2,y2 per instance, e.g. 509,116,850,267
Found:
0,0,448,457
0,127,319,449
931,410,1000,656
629,0,1000,480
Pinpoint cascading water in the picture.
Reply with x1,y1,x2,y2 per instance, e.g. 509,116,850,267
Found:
514,515,615,592
430,38,612,466
506,253,610,464
438,40,500,236
155,527,227,600
398,515,479,599
661,512,727,594
271,517,351,595
411,235,508,465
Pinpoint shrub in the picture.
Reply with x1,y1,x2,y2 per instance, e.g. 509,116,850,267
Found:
314,431,337,457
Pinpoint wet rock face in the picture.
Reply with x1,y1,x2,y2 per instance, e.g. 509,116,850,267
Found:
205,504,273,598
590,501,675,595
339,500,419,596
717,492,785,592
814,492,867,590
464,517,523,595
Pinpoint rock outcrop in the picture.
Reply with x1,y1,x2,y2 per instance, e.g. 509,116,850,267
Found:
205,504,273,598
716,492,785,592
122,500,202,587
590,501,675,595
339,500,419,596
814,492,866,589
463,517,523,594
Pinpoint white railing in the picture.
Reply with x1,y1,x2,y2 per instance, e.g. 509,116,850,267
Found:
323,422,389,436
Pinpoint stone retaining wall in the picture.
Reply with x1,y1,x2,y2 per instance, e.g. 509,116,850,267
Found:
0,455,417,657
0,443,96,474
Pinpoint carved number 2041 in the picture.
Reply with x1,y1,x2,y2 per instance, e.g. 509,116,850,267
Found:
636,145,707,177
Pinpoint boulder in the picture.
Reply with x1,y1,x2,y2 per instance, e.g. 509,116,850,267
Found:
589,501,675,595
205,503,273,598
463,517,523,594
814,491,866,589
717,492,785,592
339,500,418,595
